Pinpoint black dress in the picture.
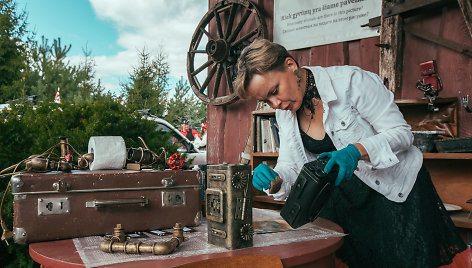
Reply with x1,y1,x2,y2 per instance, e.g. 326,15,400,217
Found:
299,129,467,268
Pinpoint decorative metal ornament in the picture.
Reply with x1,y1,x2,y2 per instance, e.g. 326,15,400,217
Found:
187,0,267,106
231,171,247,189
240,223,254,241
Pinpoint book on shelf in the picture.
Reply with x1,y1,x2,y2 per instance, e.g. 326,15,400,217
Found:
269,117,280,152
256,116,262,153
261,118,273,153
252,114,280,154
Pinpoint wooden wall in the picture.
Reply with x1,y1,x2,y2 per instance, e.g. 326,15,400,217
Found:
206,0,472,165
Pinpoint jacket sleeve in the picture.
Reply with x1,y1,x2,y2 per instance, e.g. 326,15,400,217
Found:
269,111,303,201
350,69,414,169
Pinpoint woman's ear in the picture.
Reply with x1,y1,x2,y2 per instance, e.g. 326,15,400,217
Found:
284,57,297,72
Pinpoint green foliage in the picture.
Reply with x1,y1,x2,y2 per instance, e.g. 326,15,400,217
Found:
25,36,103,103
122,48,170,117
0,0,28,103
165,77,207,130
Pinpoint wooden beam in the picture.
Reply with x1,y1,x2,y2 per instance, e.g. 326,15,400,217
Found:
382,0,455,18
379,1,404,92
404,26,472,57
457,0,472,39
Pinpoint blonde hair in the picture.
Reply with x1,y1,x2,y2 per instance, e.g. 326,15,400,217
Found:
234,39,297,99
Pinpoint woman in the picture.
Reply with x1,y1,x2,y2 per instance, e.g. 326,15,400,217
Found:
194,122,207,150
234,39,467,267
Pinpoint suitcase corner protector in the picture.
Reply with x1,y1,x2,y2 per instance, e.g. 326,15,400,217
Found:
10,174,24,194
13,227,27,244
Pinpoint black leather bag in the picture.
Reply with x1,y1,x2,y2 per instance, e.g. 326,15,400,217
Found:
280,158,338,229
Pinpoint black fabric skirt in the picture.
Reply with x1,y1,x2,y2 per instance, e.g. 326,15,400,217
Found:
319,165,467,268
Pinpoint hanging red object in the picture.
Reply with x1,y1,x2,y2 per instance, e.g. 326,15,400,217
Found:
168,154,184,170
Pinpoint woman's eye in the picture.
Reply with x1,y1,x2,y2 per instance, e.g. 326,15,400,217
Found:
271,87,278,95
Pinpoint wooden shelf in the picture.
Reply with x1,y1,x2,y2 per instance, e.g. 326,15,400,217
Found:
253,152,279,157
395,97,457,106
423,153,472,160
450,211,472,229
252,109,276,116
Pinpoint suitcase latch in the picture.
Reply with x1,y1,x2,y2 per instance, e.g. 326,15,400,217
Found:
161,176,176,187
38,197,71,215
52,180,70,192
162,191,186,207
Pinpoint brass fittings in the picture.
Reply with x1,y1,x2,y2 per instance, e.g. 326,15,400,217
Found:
99,223,185,255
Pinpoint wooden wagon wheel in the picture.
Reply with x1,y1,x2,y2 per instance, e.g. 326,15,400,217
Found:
187,0,267,106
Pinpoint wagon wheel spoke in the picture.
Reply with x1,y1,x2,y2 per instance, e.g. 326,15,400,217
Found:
189,49,207,54
200,26,216,41
212,64,224,99
223,63,234,93
228,8,252,43
191,59,214,76
224,4,237,39
200,63,218,93
231,28,259,47
214,9,224,39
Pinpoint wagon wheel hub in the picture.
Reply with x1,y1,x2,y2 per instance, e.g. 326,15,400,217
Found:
206,39,229,63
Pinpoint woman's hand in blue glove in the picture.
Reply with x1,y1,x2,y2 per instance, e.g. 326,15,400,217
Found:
318,144,361,186
253,163,278,191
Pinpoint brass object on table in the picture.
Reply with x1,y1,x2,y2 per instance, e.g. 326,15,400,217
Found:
25,157,72,172
99,223,185,255
206,164,253,249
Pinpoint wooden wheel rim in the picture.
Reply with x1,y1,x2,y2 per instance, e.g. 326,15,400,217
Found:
187,0,267,106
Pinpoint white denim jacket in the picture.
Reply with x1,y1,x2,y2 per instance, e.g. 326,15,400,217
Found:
270,66,423,203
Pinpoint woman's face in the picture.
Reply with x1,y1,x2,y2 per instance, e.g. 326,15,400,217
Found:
246,57,304,112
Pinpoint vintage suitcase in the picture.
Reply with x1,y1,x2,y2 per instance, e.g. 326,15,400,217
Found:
10,169,202,244
206,164,253,249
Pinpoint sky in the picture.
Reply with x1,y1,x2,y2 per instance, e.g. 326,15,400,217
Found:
16,0,208,94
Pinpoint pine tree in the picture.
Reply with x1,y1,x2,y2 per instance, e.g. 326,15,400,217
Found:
122,48,170,117
0,0,28,103
165,77,207,130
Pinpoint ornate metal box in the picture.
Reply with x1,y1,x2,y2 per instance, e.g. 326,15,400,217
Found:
205,164,253,249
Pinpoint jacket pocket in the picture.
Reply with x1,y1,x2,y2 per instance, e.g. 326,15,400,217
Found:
332,112,365,144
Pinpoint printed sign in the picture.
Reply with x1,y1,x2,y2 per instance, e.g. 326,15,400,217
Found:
274,0,381,50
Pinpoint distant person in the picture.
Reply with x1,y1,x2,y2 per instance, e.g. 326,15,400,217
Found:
180,118,200,142
194,122,207,150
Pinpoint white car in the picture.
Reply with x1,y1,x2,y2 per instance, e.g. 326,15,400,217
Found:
138,110,207,167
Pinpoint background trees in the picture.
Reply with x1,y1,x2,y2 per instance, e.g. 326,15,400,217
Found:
0,0,28,103
165,77,207,130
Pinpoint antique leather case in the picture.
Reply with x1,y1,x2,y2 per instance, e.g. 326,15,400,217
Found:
10,169,201,244
206,164,253,249
280,158,338,229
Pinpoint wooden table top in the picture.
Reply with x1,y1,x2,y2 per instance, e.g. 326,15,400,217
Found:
29,217,344,268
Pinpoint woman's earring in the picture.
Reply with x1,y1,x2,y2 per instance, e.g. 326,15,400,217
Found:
294,69,301,88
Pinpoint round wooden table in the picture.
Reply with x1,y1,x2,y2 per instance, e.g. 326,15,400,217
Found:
29,217,344,268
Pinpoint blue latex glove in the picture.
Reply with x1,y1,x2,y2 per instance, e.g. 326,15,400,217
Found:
318,144,361,186
253,163,278,191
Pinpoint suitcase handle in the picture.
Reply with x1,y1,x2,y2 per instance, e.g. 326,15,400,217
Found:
86,197,149,209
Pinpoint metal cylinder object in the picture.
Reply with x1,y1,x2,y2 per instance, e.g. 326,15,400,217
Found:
26,157,72,172
127,147,154,165
99,223,185,255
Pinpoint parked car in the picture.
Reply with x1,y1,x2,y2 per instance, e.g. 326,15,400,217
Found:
138,110,206,167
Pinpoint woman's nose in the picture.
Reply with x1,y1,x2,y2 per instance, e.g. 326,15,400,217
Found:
268,97,281,109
